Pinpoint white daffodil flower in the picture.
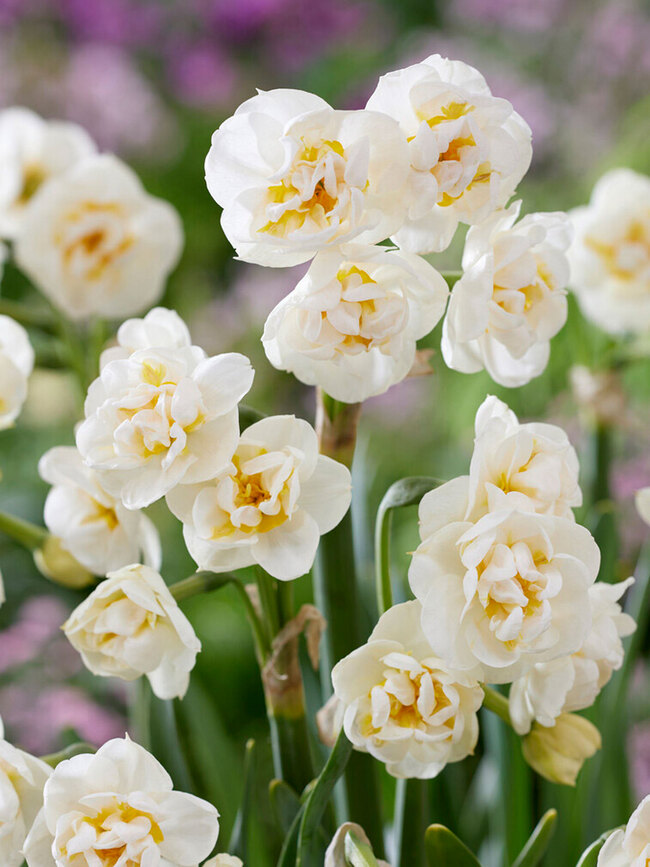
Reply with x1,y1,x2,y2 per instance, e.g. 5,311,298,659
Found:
568,169,650,335
0,314,34,430
332,601,484,779
100,307,192,369
365,54,532,253
76,341,254,510
442,202,571,387
39,446,161,576
63,564,201,700
14,154,183,321
597,794,650,866
23,736,219,867
467,395,582,520
167,415,351,581
509,578,636,734
205,88,410,266
262,244,448,403
0,107,96,239
0,716,51,867
409,481,600,683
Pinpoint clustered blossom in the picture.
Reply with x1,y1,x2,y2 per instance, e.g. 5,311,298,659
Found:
568,168,650,335
63,564,201,700
23,736,220,867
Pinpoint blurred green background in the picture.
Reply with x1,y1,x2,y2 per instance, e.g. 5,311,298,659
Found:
1,0,650,863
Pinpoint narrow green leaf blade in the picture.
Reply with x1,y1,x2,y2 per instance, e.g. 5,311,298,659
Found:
228,739,256,860
512,809,558,867
269,779,301,835
379,476,440,512
425,824,482,867
576,830,619,867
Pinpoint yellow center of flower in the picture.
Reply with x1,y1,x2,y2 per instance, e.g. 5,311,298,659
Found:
18,163,47,205
58,201,134,282
585,217,650,284
260,139,352,237
60,802,164,867
81,500,120,530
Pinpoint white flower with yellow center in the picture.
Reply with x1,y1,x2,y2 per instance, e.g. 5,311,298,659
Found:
76,343,254,509
467,395,581,520
442,202,571,387
409,483,600,683
568,169,650,335
100,307,192,369
0,107,96,239
23,737,219,867
262,244,448,402
0,314,34,430
63,564,201,699
0,716,51,867
597,794,650,866
14,154,183,321
166,415,351,581
39,446,161,577
205,89,410,267
509,577,635,734
365,54,532,253
332,601,483,779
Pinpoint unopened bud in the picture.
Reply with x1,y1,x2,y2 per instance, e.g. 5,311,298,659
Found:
34,536,95,589
522,713,601,786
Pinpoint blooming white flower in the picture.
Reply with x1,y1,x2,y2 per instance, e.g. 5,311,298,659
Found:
509,578,636,734
76,342,254,509
332,600,484,779
100,306,192,369
325,823,391,867
262,244,448,402
39,446,161,576
14,154,183,321
0,107,96,239
205,89,410,267
167,415,351,581
23,736,219,867
0,314,34,429
0,716,51,867
635,487,650,526
467,395,581,520
442,202,571,387
365,54,532,253
597,794,650,866
63,564,201,699
409,482,600,683
568,169,650,335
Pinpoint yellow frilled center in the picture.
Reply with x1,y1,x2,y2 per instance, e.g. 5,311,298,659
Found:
585,219,650,283
58,201,134,282
65,802,164,866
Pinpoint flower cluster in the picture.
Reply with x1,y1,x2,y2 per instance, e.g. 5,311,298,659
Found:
333,395,634,782
207,54,571,397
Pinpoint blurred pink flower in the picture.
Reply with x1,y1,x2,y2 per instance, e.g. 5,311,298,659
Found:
582,4,650,80
451,0,566,33
630,720,650,800
168,43,237,107
58,0,163,47
0,595,73,674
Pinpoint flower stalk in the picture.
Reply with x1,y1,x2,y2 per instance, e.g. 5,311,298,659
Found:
0,508,48,550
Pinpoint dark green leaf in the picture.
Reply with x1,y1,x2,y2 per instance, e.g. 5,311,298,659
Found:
228,739,256,860
425,824,482,867
512,809,558,867
269,779,301,835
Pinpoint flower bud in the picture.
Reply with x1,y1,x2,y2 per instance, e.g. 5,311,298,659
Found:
522,713,601,786
33,535,95,589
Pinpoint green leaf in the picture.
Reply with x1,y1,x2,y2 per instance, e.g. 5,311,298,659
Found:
345,830,380,866
296,729,354,866
512,809,558,867
228,739,256,860
269,779,301,835
378,476,440,512
575,830,619,867
425,824,482,867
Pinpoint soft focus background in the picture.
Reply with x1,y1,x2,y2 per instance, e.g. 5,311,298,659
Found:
1,1,650,864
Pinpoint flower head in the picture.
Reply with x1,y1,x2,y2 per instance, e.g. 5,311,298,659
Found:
568,169,650,335
332,601,484,779
263,244,448,402
0,314,34,429
521,713,601,785
76,339,254,509
365,54,532,253
100,307,192,369
23,736,219,867
205,89,410,266
0,107,95,239
63,564,201,700
39,446,161,576
0,716,51,867
167,415,351,581
442,202,571,387
15,154,183,320
410,483,600,682
598,794,650,866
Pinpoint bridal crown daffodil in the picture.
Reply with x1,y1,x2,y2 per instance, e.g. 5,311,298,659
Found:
0,314,34,430
597,794,650,866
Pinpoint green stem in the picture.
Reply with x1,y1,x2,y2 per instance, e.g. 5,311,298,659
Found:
0,298,57,331
375,505,393,615
129,677,152,751
41,741,95,766
441,270,462,290
0,509,48,550
394,779,428,867
481,685,512,726
255,566,280,643
590,423,618,582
